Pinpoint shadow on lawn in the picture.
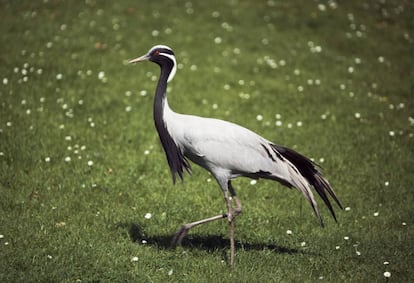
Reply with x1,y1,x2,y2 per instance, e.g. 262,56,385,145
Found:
117,222,300,254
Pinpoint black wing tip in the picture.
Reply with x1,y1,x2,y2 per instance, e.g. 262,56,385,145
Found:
272,144,343,223
313,172,345,225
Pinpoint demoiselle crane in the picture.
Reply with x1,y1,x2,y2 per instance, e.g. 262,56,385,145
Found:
129,45,343,266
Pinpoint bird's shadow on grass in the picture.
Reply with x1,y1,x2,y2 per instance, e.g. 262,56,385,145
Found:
117,222,301,254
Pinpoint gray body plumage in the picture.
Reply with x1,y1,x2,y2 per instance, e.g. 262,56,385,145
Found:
163,99,340,225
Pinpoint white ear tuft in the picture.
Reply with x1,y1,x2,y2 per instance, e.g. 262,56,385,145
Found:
160,53,177,82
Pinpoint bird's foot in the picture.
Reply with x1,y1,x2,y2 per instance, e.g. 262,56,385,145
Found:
171,224,190,247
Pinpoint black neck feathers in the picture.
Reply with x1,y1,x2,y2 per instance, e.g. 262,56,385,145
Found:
153,57,191,183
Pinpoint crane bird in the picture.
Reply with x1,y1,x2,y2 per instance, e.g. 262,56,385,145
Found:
129,45,343,266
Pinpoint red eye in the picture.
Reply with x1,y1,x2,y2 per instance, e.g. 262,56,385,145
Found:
154,50,160,56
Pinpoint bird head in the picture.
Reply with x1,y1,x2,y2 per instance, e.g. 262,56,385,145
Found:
129,45,177,82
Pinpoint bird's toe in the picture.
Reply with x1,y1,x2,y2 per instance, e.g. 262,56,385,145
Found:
171,224,190,247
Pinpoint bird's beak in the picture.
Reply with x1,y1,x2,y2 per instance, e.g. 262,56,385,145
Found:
128,53,150,64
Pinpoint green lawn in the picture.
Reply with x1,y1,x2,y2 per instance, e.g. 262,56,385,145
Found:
1,0,413,282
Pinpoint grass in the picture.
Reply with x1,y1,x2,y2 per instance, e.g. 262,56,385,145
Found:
1,0,413,282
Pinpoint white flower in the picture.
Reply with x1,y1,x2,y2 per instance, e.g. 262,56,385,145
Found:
318,4,326,11
144,213,152,219
87,160,94,167
256,115,263,121
250,180,257,185
212,11,220,17
98,71,105,80
56,73,63,80
45,157,51,162
64,156,71,162
168,269,173,276
383,271,391,278
286,230,293,235
131,256,139,262
314,46,322,53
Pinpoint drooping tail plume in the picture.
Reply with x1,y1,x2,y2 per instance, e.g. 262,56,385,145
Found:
272,145,343,225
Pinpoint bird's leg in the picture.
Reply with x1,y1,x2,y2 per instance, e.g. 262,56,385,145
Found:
228,182,242,218
171,181,242,268
171,214,227,247
227,181,242,267
223,190,236,267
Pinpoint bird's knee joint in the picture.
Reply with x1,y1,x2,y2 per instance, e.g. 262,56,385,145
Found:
234,206,242,215
181,224,191,231
227,207,242,222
